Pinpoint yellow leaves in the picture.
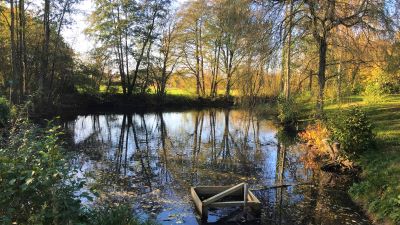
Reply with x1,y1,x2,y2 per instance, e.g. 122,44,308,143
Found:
299,121,330,154
299,121,331,169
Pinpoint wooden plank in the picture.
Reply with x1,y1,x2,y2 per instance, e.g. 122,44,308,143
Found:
195,186,243,196
244,183,248,208
203,183,245,206
209,201,245,208
248,191,261,212
191,187,203,216
248,191,260,203
209,201,258,208
247,192,254,202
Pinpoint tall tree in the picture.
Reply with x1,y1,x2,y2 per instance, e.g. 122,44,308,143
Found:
283,0,293,100
153,12,180,99
302,0,389,116
39,0,50,96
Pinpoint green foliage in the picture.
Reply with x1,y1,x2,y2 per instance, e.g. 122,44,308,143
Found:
277,95,300,126
86,205,157,225
363,69,391,103
0,116,158,224
0,118,84,224
349,150,400,223
325,95,400,224
0,96,10,127
329,107,375,157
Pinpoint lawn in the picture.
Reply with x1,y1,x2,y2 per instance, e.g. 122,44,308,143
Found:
325,95,400,224
97,85,240,97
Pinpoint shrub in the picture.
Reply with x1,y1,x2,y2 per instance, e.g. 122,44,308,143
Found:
0,118,84,224
0,97,10,127
277,95,300,126
299,121,330,154
329,107,375,157
0,117,158,225
86,205,157,225
298,121,331,168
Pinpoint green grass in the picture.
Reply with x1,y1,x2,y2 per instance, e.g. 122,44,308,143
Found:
325,95,400,224
97,85,240,97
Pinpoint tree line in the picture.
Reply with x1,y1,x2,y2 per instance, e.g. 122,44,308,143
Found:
86,0,400,113
0,0,81,105
0,0,399,115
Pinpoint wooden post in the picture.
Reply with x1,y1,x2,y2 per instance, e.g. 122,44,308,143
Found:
203,183,245,206
191,183,261,221
243,183,248,216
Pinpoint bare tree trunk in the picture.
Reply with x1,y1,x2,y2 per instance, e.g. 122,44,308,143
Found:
337,62,342,102
18,0,26,100
309,70,313,93
284,0,293,100
199,21,205,96
10,0,17,103
351,65,359,93
129,10,158,95
195,21,201,97
124,14,130,91
225,50,233,98
210,41,220,98
142,40,153,95
316,38,327,117
49,0,69,100
39,0,50,98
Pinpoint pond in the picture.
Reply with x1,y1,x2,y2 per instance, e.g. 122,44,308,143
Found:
63,109,371,225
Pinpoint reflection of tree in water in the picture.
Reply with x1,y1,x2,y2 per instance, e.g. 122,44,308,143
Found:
159,109,269,187
70,109,271,192
66,110,371,225
260,129,370,225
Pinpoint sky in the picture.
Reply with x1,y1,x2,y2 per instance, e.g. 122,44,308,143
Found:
62,0,188,58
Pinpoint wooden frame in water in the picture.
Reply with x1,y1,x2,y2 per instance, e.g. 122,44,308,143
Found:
190,183,261,221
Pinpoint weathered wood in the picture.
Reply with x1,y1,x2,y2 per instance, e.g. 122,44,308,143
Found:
191,183,261,221
195,186,243,196
191,187,203,215
202,183,245,206
208,201,258,208
248,191,259,203
243,183,248,214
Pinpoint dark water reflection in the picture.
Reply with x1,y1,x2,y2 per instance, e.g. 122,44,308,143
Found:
63,109,371,225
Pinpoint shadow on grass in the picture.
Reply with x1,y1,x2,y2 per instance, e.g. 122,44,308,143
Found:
326,95,400,224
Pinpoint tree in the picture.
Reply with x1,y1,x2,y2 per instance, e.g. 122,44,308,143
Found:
214,0,251,98
177,0,208,97
153,12,180,99
302,0,389,116
88,0,170,96
283,0,293,100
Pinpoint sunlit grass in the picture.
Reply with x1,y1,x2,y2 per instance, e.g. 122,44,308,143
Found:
97,85,240,97
325,94,400,224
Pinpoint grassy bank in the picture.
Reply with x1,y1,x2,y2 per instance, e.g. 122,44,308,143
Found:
324,95,400,224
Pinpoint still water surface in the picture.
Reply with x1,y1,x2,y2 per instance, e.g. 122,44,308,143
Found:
64,109,371,225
